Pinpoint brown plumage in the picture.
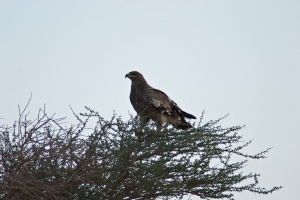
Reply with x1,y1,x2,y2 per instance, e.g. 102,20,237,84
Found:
125,71,196,130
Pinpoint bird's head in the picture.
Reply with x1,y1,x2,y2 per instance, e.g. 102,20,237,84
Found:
125,71,144,81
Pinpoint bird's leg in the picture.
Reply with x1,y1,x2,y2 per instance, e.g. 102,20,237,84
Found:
134,128,143,142
155,121,163,132
133,117,150,142
140,117,150,127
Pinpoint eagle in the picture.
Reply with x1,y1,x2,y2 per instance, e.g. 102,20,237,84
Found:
125,71,196,130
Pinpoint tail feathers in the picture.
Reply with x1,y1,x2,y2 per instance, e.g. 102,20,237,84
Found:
181,110,196,119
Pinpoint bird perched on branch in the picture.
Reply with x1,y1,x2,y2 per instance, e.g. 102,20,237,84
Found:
125,71,196,130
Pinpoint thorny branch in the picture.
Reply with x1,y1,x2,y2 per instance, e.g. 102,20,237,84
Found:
0,103,282,200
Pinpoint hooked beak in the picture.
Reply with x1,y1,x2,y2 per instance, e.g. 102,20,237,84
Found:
125,73,129,79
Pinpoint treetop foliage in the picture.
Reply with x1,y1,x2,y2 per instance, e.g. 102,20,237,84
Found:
0,103,282,199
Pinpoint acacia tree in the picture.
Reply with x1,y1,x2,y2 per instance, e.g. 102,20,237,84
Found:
0,104,281,200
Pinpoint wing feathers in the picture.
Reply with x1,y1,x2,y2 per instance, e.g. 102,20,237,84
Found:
144,88,170,111
145,88,196,119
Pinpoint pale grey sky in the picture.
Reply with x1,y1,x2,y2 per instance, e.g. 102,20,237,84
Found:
1,1,299,199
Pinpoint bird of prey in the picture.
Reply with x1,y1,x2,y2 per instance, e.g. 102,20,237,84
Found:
125,71,196,130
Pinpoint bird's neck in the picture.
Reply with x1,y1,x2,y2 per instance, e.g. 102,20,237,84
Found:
132,78,150,88
131,81,150,98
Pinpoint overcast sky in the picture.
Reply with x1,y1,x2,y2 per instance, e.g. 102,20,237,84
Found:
1,1,299,199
